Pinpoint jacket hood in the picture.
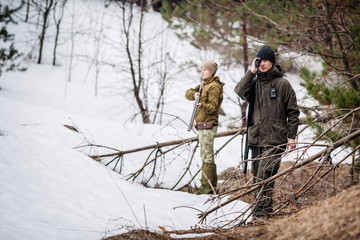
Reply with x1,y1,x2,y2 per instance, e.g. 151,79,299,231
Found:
257,64,283,82
206,76,225,87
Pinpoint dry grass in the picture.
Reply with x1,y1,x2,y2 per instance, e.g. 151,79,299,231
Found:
264,183,360,240
104,162,360,240
104,229,171,240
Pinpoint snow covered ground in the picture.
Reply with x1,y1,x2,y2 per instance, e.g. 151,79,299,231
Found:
0,61,251,240
0,1,249,239
0,1,351,239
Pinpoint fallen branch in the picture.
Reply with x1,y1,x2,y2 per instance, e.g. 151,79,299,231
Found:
198,129,360,224
88,128,246,160
273,144,360,216
87,113,338,161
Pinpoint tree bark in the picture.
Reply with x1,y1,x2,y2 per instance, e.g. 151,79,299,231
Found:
36,0,55,64
52,0,67,66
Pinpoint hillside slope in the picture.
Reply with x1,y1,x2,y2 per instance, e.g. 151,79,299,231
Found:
105,182,360,239
265,183,360,240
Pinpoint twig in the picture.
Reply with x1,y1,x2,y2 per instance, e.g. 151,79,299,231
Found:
198,129,360,223
177,130,245,190
171,141,199,190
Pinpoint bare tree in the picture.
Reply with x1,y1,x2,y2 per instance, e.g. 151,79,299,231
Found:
67,0,75,82
161,0,257,127
239,10,248,128
106,0,183,124
32,0,56,64
78,1,107,97
149,30,180,124
115,0,150,123
239,0,360,90
90,4,105,97
25,0,30,22
52,0,67,66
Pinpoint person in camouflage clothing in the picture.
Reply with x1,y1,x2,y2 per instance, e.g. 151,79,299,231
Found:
185,60,225,194
234,46,299,218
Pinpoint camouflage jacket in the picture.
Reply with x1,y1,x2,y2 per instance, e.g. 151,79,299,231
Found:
185,76,225,126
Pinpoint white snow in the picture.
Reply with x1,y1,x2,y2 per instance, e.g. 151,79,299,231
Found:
0,1,250,239
0,1,351,240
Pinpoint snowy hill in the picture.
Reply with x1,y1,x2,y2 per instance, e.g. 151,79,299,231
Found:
0,1,250,239
0,39,248,240
0,0,348,239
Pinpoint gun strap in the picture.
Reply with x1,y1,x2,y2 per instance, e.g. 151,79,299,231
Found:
244,76,257,158
243,76,257,172
247,76,257,127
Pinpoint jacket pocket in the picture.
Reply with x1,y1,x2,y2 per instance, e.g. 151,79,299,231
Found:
268,121,287,145
248,125,260,145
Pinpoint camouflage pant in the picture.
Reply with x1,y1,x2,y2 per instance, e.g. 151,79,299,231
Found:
199,126,218,194
199,126,218,164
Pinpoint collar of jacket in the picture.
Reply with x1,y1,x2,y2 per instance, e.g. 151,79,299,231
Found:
257,65,283,82
204,76,220,84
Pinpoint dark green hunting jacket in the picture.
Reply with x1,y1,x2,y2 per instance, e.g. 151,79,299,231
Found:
235,66,299,147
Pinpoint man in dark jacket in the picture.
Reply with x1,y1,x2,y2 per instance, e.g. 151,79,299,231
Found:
234,46,299,218
185,60,224,194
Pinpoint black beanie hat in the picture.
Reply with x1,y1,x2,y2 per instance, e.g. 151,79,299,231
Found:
256,46,275,63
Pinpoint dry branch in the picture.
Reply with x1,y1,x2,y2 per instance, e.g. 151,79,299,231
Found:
88,115,326,161
89,128,246,160
198,129,360,224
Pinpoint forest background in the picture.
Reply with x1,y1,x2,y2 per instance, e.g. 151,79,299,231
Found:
1,0,360,239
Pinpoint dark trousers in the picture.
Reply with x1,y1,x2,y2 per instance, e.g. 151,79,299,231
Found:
250,146,284,217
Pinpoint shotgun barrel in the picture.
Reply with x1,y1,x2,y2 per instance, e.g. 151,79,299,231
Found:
187,95,200,131
187,84,203,132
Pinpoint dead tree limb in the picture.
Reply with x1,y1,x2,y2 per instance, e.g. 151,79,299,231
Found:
277,107,360,189
126,140,189,181
89,128,246,160
198,129,360,224
88,113,338,161
273,144,360,216
294,145,360,197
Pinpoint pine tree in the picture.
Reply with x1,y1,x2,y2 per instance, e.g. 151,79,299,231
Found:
162,0,360,154
0,3,25,77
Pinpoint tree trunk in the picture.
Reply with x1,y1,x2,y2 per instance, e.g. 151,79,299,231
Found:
52,24,60,66
52,0,67,66
240,13,248,128
37,0,54,64
121,0,150,123
25,0,30,22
